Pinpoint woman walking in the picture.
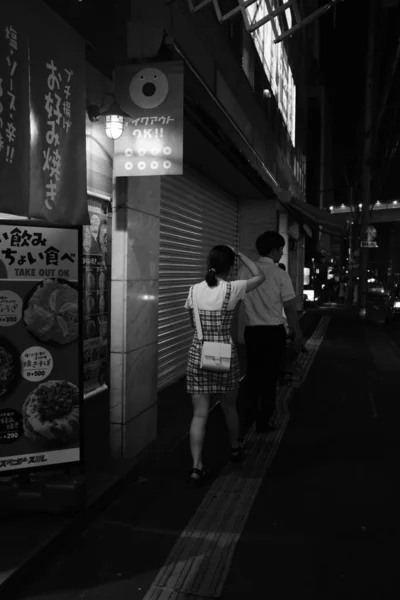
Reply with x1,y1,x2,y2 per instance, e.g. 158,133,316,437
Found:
185,245,265,488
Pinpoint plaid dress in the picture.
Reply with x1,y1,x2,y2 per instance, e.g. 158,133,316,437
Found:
186,282,240,394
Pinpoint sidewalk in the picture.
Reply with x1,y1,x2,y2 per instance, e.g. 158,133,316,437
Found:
0,309,314,598
7,308,400,600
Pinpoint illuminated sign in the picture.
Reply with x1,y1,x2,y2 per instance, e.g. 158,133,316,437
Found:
246,1,296,146
114,61,184,177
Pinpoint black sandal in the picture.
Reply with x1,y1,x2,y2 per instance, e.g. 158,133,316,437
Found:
187,467,210,489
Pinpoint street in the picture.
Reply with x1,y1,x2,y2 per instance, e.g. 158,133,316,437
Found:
10,309,400,600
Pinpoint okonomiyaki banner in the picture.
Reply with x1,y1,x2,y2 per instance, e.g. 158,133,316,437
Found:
0,0,88,225
0,221,82,473
28,0,88,225
0,1,30,216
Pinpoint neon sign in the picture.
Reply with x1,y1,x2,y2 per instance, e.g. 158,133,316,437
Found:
246,1,296,146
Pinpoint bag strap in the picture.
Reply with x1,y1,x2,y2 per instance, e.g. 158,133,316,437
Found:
192,281,232,340
221,282,232,313
191,284,203,342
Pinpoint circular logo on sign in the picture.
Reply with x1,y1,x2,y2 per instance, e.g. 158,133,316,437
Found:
125,148,133,157
0,408,23,444
21,346,53,382
129,68,169,109
125,161,133,171
138,161,146,171
150,161,159,170
0,290,23,327
137,147,146,157
163,146,172,155
163,160,172,170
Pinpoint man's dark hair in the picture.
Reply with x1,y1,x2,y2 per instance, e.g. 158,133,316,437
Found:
256,231,285,257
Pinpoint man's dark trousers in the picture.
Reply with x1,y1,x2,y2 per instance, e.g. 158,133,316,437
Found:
244,324,287,430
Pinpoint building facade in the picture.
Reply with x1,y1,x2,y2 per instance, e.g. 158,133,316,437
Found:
0,0,340,464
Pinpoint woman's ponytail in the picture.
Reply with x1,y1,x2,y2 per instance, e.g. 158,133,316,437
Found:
205,267,218,287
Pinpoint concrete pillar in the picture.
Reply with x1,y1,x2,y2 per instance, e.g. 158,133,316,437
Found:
109,176,160,458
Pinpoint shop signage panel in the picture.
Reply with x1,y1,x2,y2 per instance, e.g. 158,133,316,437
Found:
29,1,88,225
360,241,378,248
82,197,110,395
246,1,296,146
0,221,83,473
0,2,30,216
114,61,184,177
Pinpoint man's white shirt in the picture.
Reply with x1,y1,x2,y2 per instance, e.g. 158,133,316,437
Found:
238,257,296,326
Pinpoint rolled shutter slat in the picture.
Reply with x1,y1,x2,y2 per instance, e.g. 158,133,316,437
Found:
158,171,239,390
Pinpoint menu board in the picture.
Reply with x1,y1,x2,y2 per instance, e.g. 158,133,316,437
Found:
82,198,110,395
0,222,82,473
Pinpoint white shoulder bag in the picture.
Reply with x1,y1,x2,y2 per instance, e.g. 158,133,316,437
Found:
192,283,232,373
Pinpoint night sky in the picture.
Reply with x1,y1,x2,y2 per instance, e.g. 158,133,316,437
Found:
319,0,368,200
319,0,400,202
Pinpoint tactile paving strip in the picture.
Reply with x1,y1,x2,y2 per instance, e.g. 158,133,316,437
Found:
144,317,331,600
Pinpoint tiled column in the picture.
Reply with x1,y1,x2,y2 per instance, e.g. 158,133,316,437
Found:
110,176,160,459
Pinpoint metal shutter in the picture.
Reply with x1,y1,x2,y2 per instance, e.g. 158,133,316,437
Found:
158,171,239,390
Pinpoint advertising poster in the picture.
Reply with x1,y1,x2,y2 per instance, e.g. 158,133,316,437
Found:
82,198,110,395
28,0,88,225
114,61,184,177
0,222,82,473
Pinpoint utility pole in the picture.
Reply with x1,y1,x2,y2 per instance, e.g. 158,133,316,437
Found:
359,0,377,318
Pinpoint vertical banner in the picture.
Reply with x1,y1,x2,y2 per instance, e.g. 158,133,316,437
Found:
0,221,82,473
114,61,184,177
0,1,30,216
29,1,88,225
82,198,110,395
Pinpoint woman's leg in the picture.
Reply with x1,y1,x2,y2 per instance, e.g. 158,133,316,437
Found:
190,394,210,471
220,390,241,448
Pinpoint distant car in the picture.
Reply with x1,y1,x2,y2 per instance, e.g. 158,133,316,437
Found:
366,286,396,324
394,296,400,318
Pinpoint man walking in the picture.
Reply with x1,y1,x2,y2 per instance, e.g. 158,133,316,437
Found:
239,231,303,432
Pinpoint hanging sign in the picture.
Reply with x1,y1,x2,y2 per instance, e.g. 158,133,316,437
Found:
0,221,83,473
114,61,184,177
29,0,88,225
361,225,378,248
0,2,30,216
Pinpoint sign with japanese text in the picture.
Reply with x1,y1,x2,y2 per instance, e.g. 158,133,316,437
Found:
114,61,184,177
82,198,110,396
0,221,83,473
0,2,30,215
29,1,88,225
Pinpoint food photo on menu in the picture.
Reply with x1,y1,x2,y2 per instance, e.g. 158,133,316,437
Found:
0,224,82,471
23,278,79,345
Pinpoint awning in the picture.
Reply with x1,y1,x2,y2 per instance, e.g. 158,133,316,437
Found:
286,197,345,236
